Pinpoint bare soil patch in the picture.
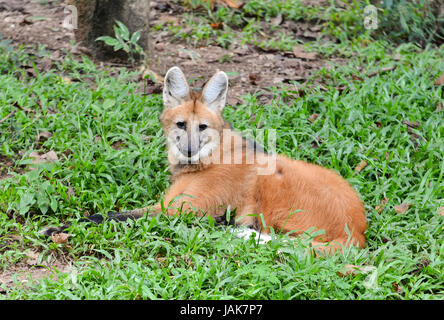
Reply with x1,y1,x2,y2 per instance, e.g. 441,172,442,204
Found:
0,259,74,294
0,0,337,102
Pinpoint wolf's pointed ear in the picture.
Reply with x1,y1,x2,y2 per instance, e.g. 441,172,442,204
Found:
163,66,190,108
201,71,228,112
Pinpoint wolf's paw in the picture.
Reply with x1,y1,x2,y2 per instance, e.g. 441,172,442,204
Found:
214,214,235,227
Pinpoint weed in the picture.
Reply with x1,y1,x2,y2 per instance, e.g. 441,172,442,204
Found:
96,20,146,66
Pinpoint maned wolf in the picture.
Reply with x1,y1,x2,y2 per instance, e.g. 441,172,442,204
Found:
46,66,367,254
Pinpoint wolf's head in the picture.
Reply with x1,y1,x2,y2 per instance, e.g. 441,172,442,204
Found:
160,66,229,165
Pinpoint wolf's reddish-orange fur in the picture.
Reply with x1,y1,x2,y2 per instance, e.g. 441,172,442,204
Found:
126,67,367,254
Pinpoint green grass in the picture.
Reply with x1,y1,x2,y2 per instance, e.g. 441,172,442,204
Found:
1,3,443,299
159,0,443,49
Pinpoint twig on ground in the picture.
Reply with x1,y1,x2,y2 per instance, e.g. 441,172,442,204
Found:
12,102,33,113
0,110,17,123
367,65,397,78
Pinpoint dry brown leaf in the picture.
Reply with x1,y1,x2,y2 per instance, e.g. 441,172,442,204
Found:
292,45,317,60
143,79,163,95
29,151,59,170
436,101,443,113
271,14,283,26
392,282,405,295
354,160,368,173
12,101,33,113
61,77,72,84
141,66,164,83
35,131,52,145
393,53,402,61
375,197,389,213
338,264,360,277
249,73,261,85
210,22,224,30
434,72,444,86
0,110,17,123
308,113,319,123
394,203,412,214
51,232,70,244
337,264,375,277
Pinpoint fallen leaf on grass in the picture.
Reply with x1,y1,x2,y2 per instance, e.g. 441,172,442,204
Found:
436,102,443,112
394,203,412,214
35,131,52,146
144,79,163,95
337,264,375,277
51,232,70,244
0,110,17,123
61,77,72,84
94,135,102,143
292,45,317,60
375,197,389,213
393,53,402,61
354,160,368,173
111,140,125,150
271,14,283,26
434,72,444,86
29,151,59,170
308,113,319,123
392,282,405,296
66,186,75,201
210,22,223,30
12,101,33,113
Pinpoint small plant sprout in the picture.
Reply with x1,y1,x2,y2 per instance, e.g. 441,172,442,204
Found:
96,20,145,66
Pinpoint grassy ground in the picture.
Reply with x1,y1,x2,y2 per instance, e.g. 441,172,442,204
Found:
0,1,443,299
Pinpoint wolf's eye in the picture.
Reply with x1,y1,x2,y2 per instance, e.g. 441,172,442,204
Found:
176,121,186,129
199,124,208,131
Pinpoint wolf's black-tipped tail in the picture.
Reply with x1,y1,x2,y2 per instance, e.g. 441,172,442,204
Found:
42,208,153,237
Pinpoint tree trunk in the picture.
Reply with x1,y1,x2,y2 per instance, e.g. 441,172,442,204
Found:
66,0,150,62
